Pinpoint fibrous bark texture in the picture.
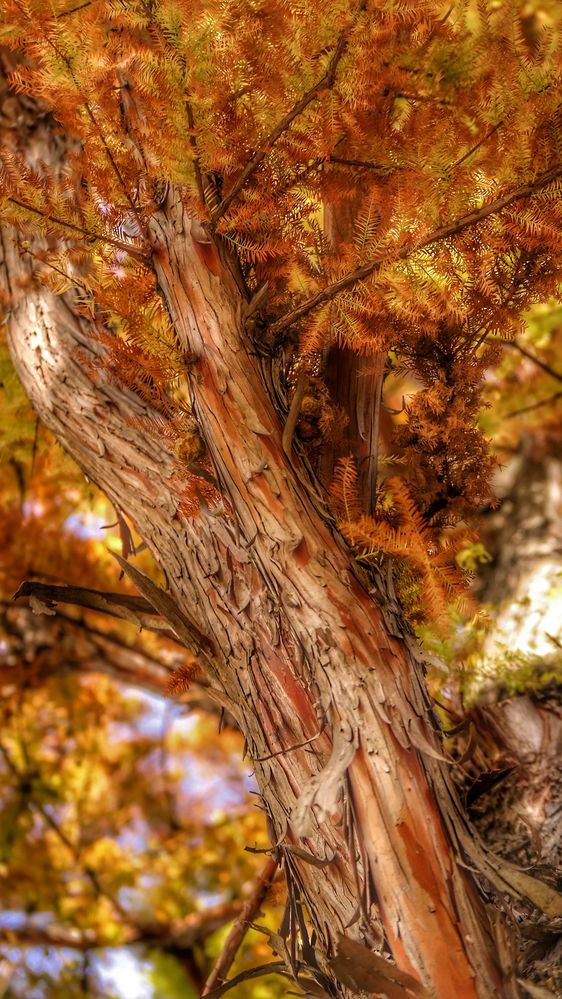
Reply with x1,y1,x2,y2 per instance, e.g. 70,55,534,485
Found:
2,98,561,999
461,452,562,996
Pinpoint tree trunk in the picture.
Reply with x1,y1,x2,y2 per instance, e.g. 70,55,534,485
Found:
468,449,562,876
461,450,562,996
2,98,561,999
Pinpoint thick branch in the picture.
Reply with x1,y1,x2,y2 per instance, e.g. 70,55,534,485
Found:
13,579,185,643
270,161,562,336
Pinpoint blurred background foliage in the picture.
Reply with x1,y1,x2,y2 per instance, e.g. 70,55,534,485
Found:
0,342,288,997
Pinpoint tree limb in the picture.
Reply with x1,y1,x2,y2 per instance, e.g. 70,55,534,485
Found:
13,579,182,641
270,161,562,337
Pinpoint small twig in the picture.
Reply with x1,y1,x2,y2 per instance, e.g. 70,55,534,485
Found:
497,338,562,385
20,245,91,296
201,962,289,999
55,1,91,17
328,155,390,172
8,197,148,260
185,98,208,209
201,856,280,996
42,34,145,229
28,416,40,491
505,390,562,418
212,1,366,222
469,254,526,353
447,120,503,173
254,731,322,762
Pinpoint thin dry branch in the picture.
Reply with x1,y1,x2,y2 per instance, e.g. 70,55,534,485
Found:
329,155,391,171
41,32,144,228
13,577,215,661
13,579,175,633
111,552,216,657
0,901,244,952
212,1,366,222
270,161,562,337
505,390,562,417
448,120,503,173
201,856,279,996
498,338,562,385
55,1,92,18
7,197,148,259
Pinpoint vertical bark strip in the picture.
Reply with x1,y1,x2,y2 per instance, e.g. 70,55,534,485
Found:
322,198,385,514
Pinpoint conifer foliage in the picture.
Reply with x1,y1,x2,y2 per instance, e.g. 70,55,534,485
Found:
1,0,561,548
331,460,474,628
1,1,562,996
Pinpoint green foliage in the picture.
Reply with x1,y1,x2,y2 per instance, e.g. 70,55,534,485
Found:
473,649,562,700
419,601,562,710
148,950,197,999
456,542,493,574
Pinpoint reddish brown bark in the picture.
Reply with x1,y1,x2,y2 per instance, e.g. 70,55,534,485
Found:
2,97,561,999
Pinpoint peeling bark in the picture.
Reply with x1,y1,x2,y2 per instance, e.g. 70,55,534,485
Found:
2,84,561,999
458,452,562,996
469,452,562,876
